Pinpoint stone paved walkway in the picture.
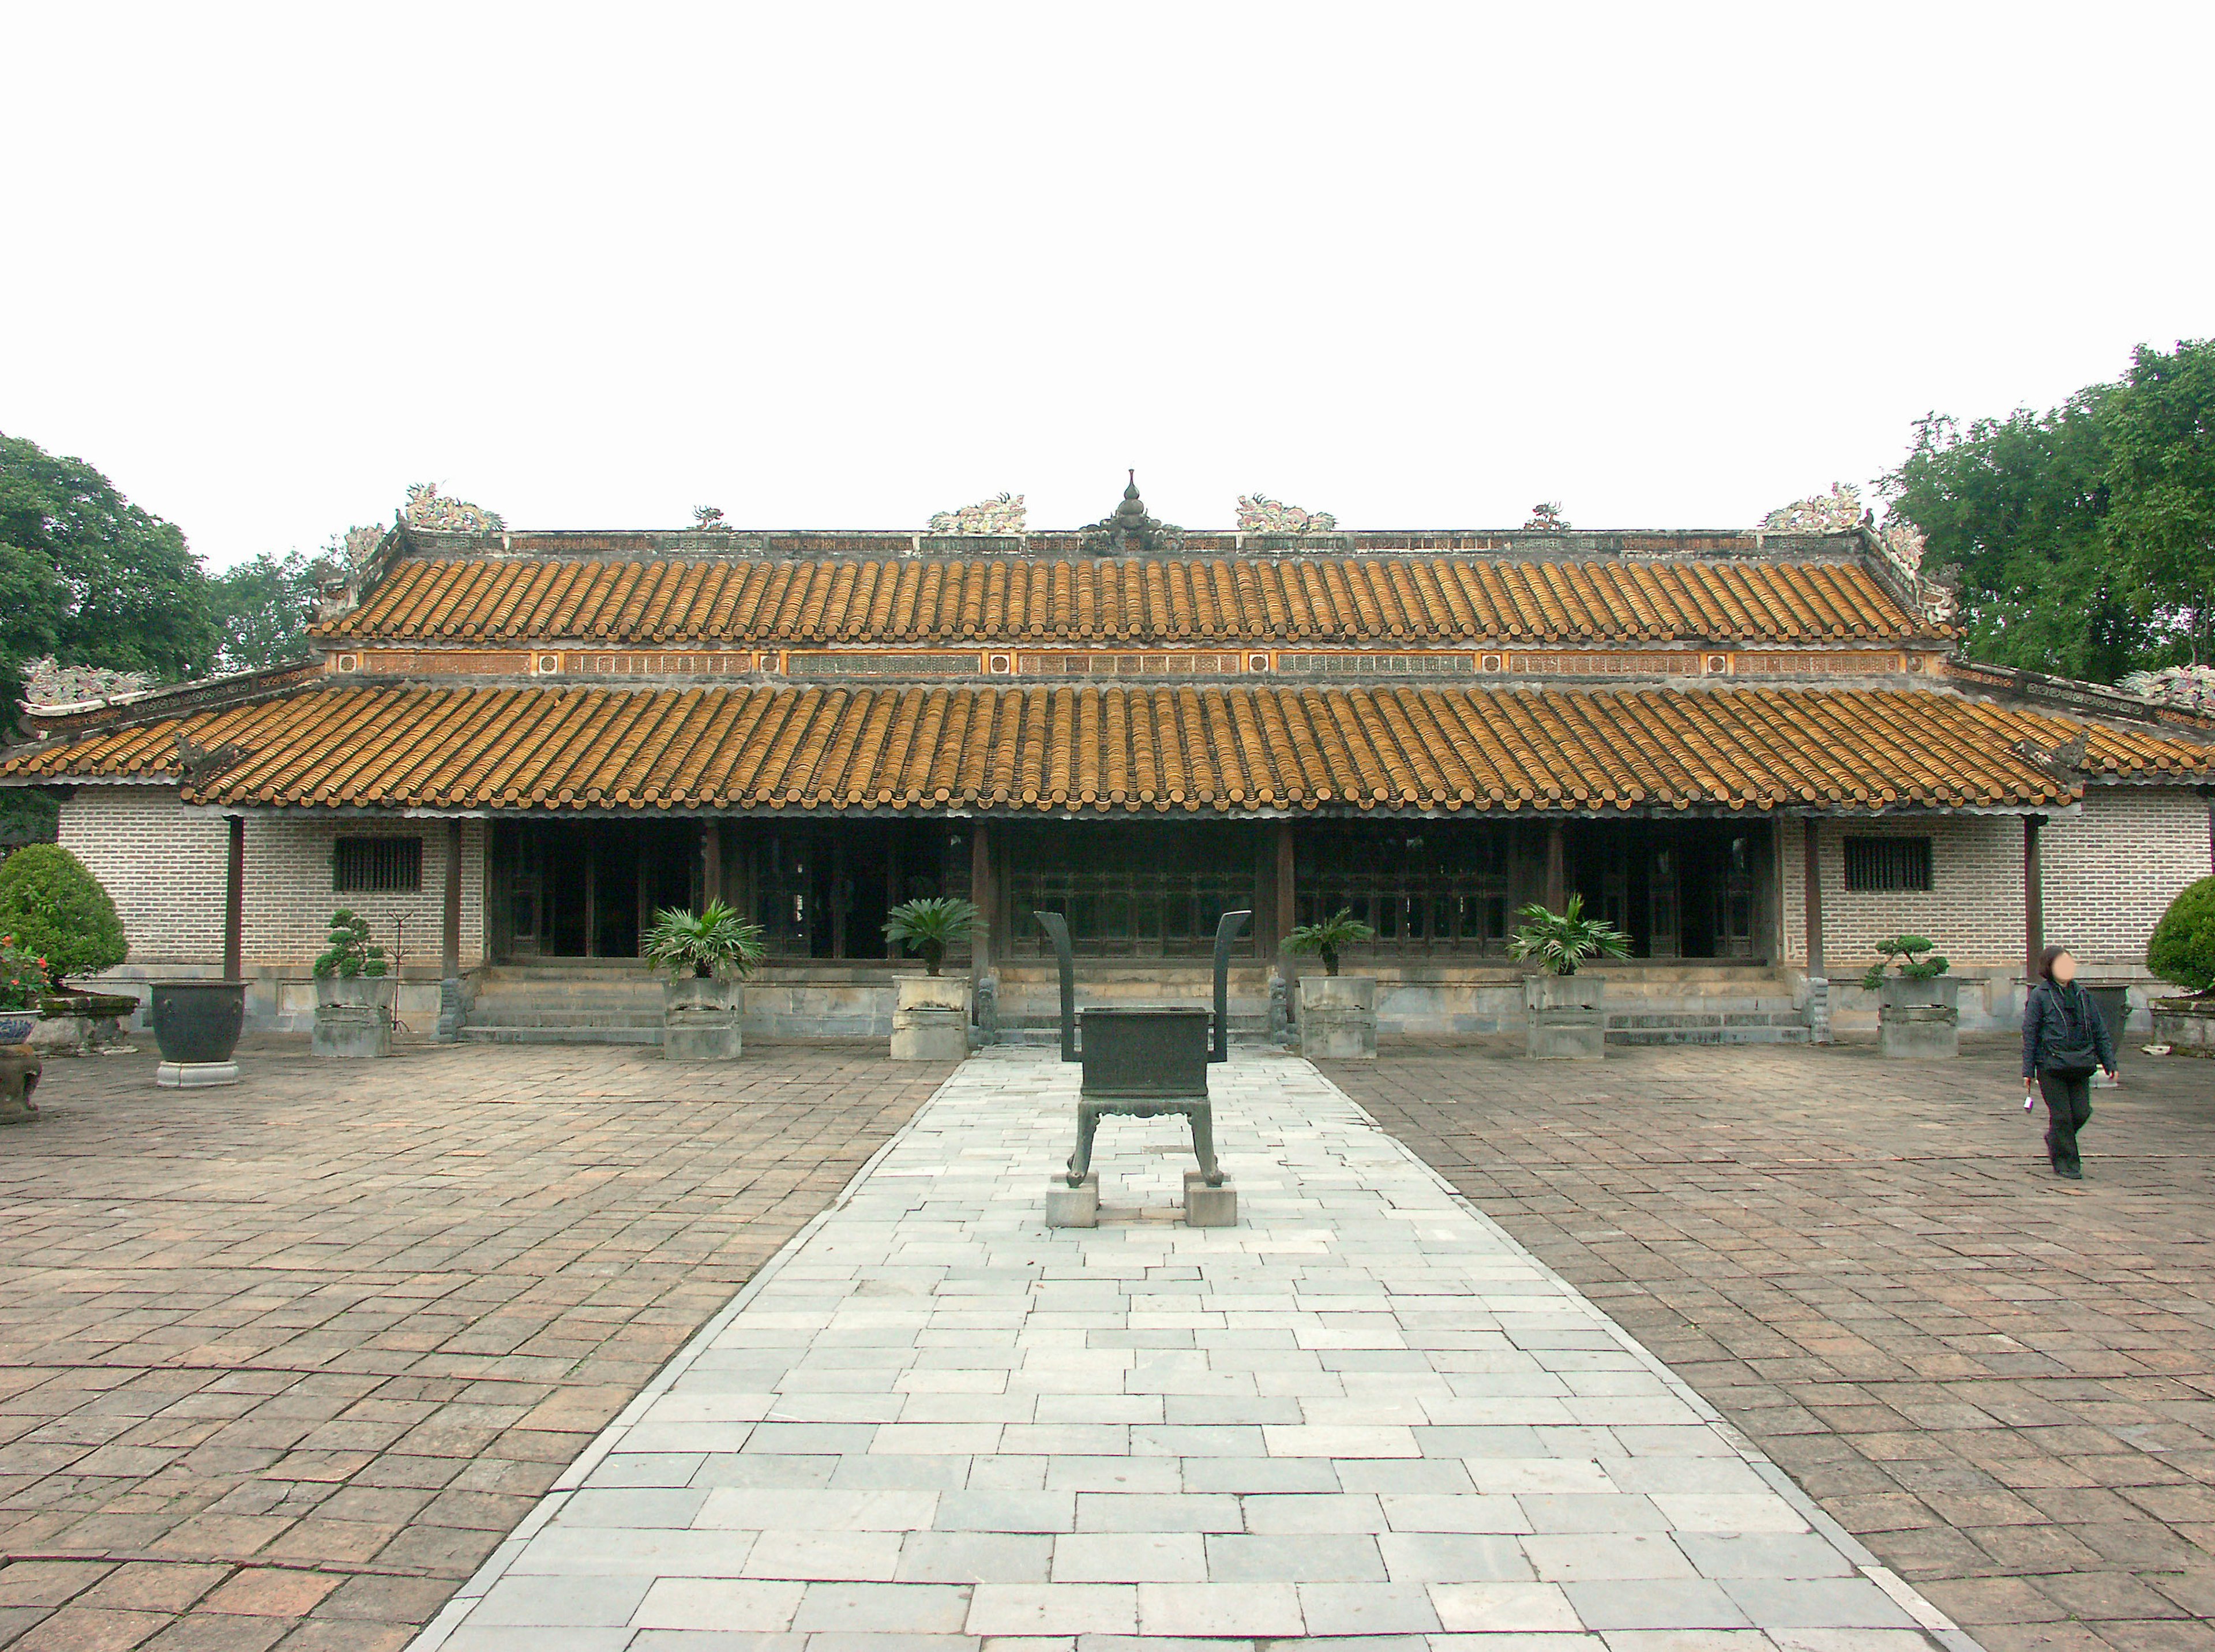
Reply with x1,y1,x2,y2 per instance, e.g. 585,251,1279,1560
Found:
1331,1039,2215,1652
418,1048,1969,1651
0,1042,952,1652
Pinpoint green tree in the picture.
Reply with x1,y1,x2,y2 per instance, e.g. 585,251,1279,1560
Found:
2103,340,2215,664
0,433,215,689
0,843,128,986
208,549,321,673
1882,340,2215,684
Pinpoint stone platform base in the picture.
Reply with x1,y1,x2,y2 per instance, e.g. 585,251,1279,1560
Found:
156,1061,239,1088
1044,1172,1098,1227
1184,1170,1237,1226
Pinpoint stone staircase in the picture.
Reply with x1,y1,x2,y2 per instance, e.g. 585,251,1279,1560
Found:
1598,965,1809,1045
459,963,666,1045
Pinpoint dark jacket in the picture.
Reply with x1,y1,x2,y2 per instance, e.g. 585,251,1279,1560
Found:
2022,979,2116,1078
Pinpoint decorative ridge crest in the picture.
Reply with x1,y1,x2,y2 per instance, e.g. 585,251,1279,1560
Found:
1236,494,1336,535
403,483,504,533
1082,472,1182,555
929,493,1026,536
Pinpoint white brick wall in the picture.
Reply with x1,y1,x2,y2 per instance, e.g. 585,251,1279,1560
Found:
57,786,485,969
1781,789,2211,975
2044,787,2212,967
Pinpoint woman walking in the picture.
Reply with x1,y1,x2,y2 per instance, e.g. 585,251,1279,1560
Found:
2022,945,2119,1180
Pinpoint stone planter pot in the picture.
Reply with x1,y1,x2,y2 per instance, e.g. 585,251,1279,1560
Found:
151,980,245,1087
1525,972,1605,1060
2151,996,2215,1057
1877,975,1959,1058
1299,974,1378,1060
2082,983,2128,1086
664,975,744,1061
891,974,970,1061
314,974,396,1059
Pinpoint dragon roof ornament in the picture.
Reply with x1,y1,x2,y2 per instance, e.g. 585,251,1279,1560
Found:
403,483,504,534
2120,665,2215,716
1762,483,1871,534
1236,494,1336,535
928,493,1026,535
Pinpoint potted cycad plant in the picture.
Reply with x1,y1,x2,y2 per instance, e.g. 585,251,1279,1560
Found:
883,897,982,1060
1510,895,1630,1059
645,901,765,1060
1286,909,1381,1059
313,908,395,1058
1861,934,1957,1057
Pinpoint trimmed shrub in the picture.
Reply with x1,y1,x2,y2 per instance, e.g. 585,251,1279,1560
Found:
2148,875,2215,994
0,844,127,987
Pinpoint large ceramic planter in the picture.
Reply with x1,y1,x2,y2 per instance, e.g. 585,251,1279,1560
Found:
1299,974,1377,1060
1878,975,1959,1058
151,980,245,1087
891,974,969,1061
314,975,396,1059
1525,972,1604,1060
2152,996,2215,1057
664,975,744,1061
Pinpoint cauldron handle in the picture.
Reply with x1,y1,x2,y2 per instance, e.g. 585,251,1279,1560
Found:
1212,910,1252,1062
1033,910,1078,1062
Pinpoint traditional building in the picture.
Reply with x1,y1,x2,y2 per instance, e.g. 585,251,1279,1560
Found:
6,481,2212,1043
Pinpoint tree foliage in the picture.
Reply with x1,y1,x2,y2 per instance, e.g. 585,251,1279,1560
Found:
1882,339,2215,683
0,843,128,986
207,550,322,673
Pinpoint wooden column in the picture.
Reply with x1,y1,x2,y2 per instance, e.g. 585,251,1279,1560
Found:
1802,816,1823,977
884,836,902,959
442,819,464,976
969,825,993,978
1545,822,1565,912
700,820,722,906
223,814,245,981
1274,821,1296,956
2024,813,2045,980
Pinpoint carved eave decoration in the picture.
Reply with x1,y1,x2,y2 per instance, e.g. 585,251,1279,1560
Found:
1082,472,1182,556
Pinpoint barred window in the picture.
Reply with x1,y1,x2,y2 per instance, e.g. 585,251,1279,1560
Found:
333,835,422,893
1842,835,1931,892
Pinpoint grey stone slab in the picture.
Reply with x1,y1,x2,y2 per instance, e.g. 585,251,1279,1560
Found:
1563,1578,1751,1631
829,1454,975,1490
1072,1492,1242,1533
1294,1582,1442,1635
790,1583,974,1632
1720,1576,1920,1628
1524,1532,1698,1581
746,1422,884,1455
1674,1532,1856,1579
1516,1493,1670,1533
933,1490,1078,1533
470,1574,654,1627
1374,1531,1533,1583
695,1454,841,1489
585,1452,706,1488
1042,1456,1181,1494
1202,1533,1387,1583
1241,1493,1387,1534
1050,1532,1209,1583
898,1530,1054,1584
555,1487,709,1529
1176,1457,1339,1495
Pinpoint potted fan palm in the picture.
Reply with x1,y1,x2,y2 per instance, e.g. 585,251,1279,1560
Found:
313,909,395,1058
1862,935,1957,1058
883,897,982,1060
1510,895,1630,1060
645,900,765,1061
1286,909,1381,1059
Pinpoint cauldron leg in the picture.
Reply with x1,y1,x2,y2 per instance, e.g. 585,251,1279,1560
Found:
1067,1102,1101,1187
1188,1103,1223,1187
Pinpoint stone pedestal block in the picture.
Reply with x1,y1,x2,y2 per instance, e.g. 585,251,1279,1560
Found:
1878,977,1959,1059
2152,998,2215,1056
1184,1171,1237,1227
664,978,744,1061
892,975,971,1061
156,1061,238,1088
314,977,395,1058
1298,975,1377,1060
1045,1172,1099,1227
0,1052,39,1124
1526,973,1605,1060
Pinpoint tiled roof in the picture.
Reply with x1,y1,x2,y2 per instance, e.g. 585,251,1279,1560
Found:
321,557,1934,647
7,684,2202,815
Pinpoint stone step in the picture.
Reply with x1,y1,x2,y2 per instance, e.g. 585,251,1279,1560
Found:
1608,1025,1812,1046
459,1024,666,1045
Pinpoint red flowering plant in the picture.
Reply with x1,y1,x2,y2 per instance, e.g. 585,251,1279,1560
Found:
0,936,48,1013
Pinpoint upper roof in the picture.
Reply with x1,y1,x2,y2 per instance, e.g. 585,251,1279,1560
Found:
320,553,1935,648
6,678,2202,817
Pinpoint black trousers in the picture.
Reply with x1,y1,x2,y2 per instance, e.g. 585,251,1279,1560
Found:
2038,1069,2094,1169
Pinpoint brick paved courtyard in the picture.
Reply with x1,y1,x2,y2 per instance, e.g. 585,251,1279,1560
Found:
1331,1038,2215,1652
0,1042,953,1651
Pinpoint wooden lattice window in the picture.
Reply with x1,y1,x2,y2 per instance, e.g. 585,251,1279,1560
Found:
1843,835,1932,892
333,835,422,893
1295,825,1513,952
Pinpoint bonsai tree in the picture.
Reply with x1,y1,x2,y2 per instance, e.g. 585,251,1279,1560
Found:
1286,909,1379,976
2148,876,2215,994
1507,895,1630,975
1860,934,1950,991
313,909,390,979
644,900,765,979
0,843,127,988
883,897,982,977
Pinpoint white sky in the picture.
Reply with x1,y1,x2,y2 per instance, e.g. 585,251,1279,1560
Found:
4,2,2210,569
